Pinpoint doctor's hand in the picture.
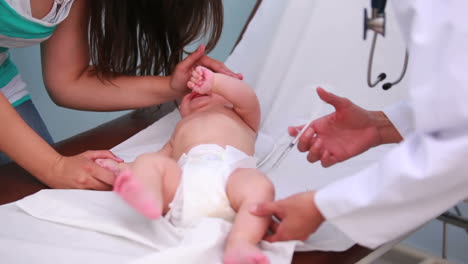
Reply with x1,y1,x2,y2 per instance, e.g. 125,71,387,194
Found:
289,87,401,167
170,44,243,96
43,150,122,190
250,191,325,242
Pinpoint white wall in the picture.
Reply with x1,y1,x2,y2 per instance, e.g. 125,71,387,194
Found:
10,0,257,142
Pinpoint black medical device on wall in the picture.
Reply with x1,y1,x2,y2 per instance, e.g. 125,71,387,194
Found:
364,0,409,90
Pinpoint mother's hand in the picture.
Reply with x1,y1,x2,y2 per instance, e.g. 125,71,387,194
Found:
43,150,123,190
170,44,243,95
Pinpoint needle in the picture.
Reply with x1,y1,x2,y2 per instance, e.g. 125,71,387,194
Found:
271,118,315,168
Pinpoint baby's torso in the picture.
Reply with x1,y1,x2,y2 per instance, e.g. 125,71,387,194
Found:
171,108,256,160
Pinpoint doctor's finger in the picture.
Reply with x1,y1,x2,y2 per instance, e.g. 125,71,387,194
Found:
288,125,305,137
250,202,282,218
263,234,276,243
265,225,292,242
306,138,323,163
321,150,338,168
269,220,280,233
297,127,315,152
264,232,285,243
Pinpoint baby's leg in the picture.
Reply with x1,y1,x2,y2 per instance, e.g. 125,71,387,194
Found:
95,158,128,175
114,153,181,219
224,168,275,264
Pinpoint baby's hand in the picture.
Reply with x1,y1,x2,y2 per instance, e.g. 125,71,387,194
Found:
187,66,214,94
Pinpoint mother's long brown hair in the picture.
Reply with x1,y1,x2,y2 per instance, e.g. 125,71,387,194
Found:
88,0,223,77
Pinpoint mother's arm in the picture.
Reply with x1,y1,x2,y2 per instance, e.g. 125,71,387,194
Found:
41,0,181,111
41,0,241,111
0,103,175,205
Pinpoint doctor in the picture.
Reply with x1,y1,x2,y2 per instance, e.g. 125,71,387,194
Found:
251,0,468,248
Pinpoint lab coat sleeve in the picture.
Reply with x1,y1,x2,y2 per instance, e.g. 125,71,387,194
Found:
315,0,468,249
383,101,414,138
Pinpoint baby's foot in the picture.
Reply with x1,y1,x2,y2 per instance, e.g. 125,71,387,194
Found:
114,169,163,219
187,66,214,94
95,158,124,175
223,242,269,264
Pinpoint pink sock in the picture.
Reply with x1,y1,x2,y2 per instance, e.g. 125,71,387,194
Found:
114,169,162,219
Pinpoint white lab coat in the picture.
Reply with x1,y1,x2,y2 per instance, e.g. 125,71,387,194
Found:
315,0,468,249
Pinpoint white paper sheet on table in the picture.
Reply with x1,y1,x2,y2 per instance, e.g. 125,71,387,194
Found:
0,0,406,263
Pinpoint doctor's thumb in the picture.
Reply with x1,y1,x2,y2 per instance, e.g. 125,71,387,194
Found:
316,87,346,110
249,202,277,217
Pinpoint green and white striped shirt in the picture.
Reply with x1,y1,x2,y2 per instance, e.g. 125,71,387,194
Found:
0,0,74,106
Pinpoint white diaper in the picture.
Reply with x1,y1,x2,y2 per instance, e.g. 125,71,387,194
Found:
165,144,257,228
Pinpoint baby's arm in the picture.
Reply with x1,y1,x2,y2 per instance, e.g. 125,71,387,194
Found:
189,66,260,132
213,73,260,132
158,140,174,157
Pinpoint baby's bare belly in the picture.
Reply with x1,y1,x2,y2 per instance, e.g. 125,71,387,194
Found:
171,114,256,160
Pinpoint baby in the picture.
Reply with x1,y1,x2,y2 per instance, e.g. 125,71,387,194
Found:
97,66,274,264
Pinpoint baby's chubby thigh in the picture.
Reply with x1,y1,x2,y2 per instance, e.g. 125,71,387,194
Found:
127,153,182,214
225,168,275,212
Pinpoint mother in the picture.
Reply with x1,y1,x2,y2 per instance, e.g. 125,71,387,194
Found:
0,0,239,190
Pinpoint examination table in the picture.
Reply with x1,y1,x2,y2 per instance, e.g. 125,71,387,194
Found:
0,104,373,264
